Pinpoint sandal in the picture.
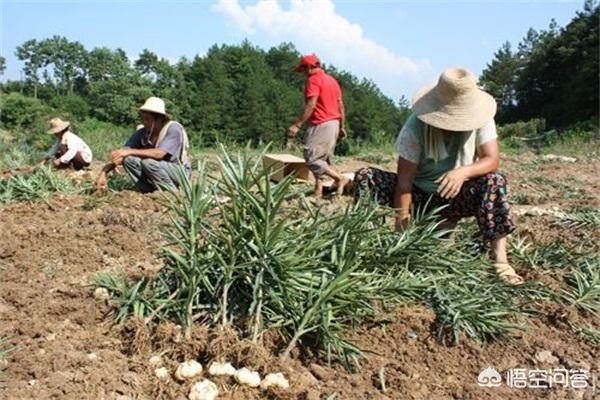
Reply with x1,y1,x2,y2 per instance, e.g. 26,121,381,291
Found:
494,262,525,286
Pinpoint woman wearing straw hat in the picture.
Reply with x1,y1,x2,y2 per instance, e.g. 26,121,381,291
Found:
354,67,523,285
42,117,93,170
94,97,190,193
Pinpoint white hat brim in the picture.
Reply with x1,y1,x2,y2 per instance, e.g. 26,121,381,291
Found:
139,106,167,116
412,82,497,131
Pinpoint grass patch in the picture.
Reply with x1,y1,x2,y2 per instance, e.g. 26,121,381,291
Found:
0,336,15,379
554,207,600,229
0,166,79,204
561,257,600,316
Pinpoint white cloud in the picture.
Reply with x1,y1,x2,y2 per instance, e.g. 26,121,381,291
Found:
213,0,431,100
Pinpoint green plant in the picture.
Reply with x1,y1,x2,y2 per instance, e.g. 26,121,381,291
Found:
497,119,546,139
76,118,130,162
94,273,151,324
107,171,137,192
574,324,600,344
554,207,600,229
0,166,79,204
0,336,15,379
97,147,540,368
0,143,42,170
510,191,531,205
561,257,600,316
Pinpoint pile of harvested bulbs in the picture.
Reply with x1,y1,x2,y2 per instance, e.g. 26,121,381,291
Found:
149,357,290,399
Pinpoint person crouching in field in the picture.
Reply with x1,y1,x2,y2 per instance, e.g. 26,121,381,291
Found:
94,97,190,193
354,68,523,285
42,118,92,170
288,54,350,198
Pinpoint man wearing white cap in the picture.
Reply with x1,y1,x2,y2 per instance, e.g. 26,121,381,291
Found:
94,97,190,193
354,67,522,285
42,118,92,170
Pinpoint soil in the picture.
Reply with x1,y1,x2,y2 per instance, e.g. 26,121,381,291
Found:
1,153,599,400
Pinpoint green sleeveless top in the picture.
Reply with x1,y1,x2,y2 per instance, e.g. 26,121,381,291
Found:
395,114,472,193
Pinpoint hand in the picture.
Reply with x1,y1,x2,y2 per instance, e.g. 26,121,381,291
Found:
339,127,347,140
94,172,108,194
52,158,62,167
109,149,128,165
435,168,469,199
288,124,300,137
394,216,410,232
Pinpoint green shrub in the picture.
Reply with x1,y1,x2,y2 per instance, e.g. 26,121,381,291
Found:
49,94,91,122
497,118,546,139
76,118,130,161
0,92,54,131
0,93,57,150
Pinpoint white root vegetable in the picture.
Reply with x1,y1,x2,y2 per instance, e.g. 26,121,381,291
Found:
234,367,261,387
208,361,236,376
93,287,110,300
148,355,162,367
154,367,170,381
188,379,218,400
175,360,203,381
260,372,289,390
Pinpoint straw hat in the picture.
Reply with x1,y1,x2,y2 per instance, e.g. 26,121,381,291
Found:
412,68,496,132
47,118,70,134
139,97,167,116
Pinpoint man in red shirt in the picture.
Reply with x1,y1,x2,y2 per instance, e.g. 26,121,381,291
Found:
288,54,349,198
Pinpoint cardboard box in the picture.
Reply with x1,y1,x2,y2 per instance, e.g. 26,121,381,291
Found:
262,153,310,182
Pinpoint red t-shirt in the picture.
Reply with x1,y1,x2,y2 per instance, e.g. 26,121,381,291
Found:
304,69,342,125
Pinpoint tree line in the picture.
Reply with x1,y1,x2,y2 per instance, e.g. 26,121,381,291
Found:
1,1,597,151
1,39,406,149
479,0,598,128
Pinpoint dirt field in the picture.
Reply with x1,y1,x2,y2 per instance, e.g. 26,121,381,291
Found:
1,152,599,400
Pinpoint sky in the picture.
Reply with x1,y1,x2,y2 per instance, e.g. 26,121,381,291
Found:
0,0,585,102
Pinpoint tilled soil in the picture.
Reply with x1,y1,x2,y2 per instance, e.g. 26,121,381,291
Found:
1,154,599,400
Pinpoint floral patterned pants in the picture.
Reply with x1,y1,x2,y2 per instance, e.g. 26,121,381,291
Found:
353,167,516,241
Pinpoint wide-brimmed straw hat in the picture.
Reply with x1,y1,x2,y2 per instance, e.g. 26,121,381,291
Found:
412,68,496,132
139,97,167,116
47,118,70,134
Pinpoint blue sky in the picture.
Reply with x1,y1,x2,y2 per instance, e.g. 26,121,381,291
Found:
1,0,585,102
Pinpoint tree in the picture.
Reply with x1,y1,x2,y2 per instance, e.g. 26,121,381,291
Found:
8,37,406,146
513,2,599,126
479,42,519,122
42,36,87,94
0,56,5,75
15,39,44,98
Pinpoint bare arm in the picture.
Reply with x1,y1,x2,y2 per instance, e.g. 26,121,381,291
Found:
94,146,167,193
462,139,500,178
436,139,500,199
393,156,418,230
94,162,116,193
293,96,318,128
339,96,346,130
122,147,168,161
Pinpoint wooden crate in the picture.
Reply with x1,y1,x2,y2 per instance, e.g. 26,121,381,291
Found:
262,153,310,182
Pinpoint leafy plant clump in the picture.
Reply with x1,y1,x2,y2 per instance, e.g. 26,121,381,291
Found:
0,166,79,203
97,148,538,368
